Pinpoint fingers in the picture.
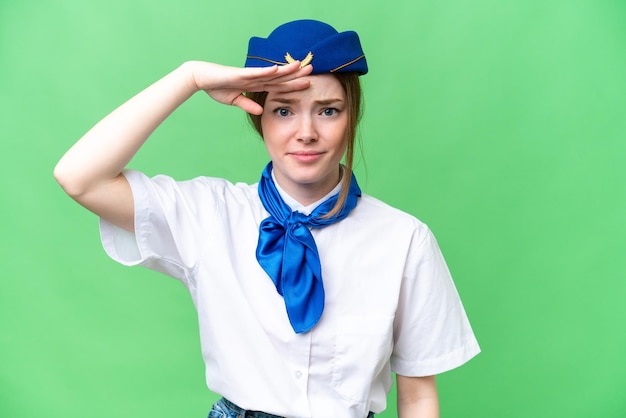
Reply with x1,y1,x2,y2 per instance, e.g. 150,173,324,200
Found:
206,61,314,112
242,61,313,87
242,63,313,93
231,94,264,115
242,61,304,80
269,61,314,83
263,77,311,93
271,61,314,79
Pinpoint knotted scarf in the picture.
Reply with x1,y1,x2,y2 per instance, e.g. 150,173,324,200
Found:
256,162,361,333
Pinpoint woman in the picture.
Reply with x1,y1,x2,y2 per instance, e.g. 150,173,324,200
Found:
55,19,479,418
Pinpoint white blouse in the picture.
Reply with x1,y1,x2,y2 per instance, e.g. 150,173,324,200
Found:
100,169,480,418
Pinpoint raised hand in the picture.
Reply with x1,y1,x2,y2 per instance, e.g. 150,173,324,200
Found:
54,60,314,232
186,60,313,114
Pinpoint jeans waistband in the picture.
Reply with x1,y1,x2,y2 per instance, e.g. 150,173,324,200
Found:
222,398,284,418
219,398,375,418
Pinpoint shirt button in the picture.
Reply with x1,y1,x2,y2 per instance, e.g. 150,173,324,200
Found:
295,370,303,379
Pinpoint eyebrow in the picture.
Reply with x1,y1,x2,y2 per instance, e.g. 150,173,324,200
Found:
267,97,344,106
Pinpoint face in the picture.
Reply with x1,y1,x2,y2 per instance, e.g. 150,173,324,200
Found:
261,74,349,204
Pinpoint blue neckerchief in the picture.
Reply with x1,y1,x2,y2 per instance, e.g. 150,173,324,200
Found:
256,162,361,333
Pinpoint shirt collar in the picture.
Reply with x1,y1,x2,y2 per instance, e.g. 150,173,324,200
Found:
271,167,343,216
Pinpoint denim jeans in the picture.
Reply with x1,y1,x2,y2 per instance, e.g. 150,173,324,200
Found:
208,398,375,418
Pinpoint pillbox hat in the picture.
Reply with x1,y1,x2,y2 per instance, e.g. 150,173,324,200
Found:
245,19,367,75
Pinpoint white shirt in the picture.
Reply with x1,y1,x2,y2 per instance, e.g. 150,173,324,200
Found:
100,169,480,418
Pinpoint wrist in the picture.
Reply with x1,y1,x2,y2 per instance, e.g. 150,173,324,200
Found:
177,60,206,95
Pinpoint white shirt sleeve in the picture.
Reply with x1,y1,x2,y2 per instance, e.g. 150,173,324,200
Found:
99,170,217,286
390,227,480,376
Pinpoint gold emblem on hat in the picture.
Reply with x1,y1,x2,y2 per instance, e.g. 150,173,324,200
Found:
285,51,313,68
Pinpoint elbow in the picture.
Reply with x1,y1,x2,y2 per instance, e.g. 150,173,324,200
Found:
53,162,87,198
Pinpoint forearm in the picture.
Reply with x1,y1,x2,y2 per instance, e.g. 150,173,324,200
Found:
54,62,197,197
53,60,310,230
398,397,440,418
54,60,310,198
397,375,440,418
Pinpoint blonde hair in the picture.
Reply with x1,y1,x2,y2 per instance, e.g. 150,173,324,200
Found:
246,72,363,217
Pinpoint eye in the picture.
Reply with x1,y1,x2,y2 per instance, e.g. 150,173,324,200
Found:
321,108,339,116
273,108,291,117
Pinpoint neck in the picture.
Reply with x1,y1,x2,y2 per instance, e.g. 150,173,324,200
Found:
273,166,343,206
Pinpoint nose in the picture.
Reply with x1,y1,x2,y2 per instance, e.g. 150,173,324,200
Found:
297,115,317,143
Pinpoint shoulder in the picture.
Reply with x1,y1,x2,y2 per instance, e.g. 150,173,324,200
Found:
341,193,434,249
123,170,261,209
124,170,257,195
355,193,429,232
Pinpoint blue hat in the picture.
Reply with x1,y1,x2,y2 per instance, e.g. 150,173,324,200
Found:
245,19,368,75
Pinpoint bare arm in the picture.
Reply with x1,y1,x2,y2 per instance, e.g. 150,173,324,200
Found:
397,374,440,418
54,61,312,231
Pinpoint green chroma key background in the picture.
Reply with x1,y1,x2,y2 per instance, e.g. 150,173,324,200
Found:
1,0,625,416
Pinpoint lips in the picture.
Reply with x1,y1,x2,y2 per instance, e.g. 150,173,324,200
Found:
289,151,325,163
